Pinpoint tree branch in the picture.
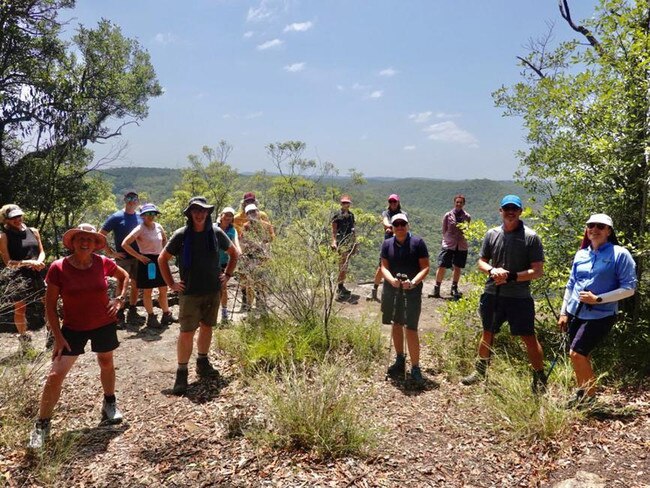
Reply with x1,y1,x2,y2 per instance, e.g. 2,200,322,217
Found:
517,56,546,79
559,0,603,56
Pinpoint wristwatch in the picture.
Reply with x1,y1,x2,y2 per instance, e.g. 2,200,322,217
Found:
596,296,603,303
115,296,126,302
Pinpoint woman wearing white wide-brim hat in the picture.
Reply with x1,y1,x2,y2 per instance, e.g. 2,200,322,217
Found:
558,214,637,408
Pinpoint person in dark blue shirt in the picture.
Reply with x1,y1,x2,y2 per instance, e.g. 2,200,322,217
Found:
380,213,430,385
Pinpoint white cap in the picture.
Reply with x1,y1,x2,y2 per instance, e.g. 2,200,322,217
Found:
390,213,409,224
244,203,259,214
221,206,235,215
586,213,613,228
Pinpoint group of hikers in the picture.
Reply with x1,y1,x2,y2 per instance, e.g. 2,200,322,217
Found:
0,188,637,449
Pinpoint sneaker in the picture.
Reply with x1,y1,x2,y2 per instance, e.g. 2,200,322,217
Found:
126,305,141,324
160,311,176,326
173,368,189,395
428,287,441,299
386,355,406,379
101,400,124,424
28,420,50,450
146,313,162,329
196,357,220,379
410,366,425,386
531,369,548,395
461,359,488,386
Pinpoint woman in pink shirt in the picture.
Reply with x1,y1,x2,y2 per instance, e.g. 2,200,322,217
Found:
122,203,174,328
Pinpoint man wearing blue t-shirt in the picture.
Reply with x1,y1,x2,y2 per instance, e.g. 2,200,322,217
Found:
100,190,143,325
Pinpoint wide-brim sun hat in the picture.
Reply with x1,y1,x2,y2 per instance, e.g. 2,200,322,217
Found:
586,213,614,228
244,203,259,214
390,213,409,224
62,223,107,251
140,203,161,215
183,196,215,216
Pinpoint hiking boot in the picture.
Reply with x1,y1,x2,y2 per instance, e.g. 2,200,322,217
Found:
386,355,406,379
146,313,162,329
116,309,126,330
451,287,463,301
28,419,50,450
126,305,142,324
18,333,34,355
336,288,350,300
160,311,176,326
461,359,488,386
338,285,352,296
566,389,596,410
410,365,425,386
196,357,220,379
101,400,124,424
531,369,548,395
428,286,441,299
172,368,189,395
366,288,380,302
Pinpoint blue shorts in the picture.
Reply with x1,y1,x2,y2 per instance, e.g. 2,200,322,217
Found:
61,322,119,356
568,314,616,356
479,293,535,336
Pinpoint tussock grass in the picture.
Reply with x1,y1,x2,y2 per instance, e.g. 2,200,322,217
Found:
216,315,383,373
253,359,378,458
481,356,579,441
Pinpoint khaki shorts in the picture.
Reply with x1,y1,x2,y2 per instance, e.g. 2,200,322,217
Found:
178,293,220,332
116,257,138,280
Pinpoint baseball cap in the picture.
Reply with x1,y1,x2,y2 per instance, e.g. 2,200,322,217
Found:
500,195,522,209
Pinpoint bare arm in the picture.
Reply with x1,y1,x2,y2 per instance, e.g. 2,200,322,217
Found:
158,249,184,292
121,227,149,264
331,221,338,249
100,229,125,259
45,283,71,359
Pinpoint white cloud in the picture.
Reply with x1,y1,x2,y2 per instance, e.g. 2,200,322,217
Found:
284,21,313,32
368,90,383,99
257,39,284,50
352,82,370,91
247,0,274,22
245,111,263,119
403,145,416,151
243,31,254,38
153,32,178,45
436,111,461,118
336,84,345,91
379,67,398,77
424,121,478,147
409,111,432,123
284,62,305,72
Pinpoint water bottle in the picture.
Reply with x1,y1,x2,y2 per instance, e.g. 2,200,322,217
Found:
147,262,156,280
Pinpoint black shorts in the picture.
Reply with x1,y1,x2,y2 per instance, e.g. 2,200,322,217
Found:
437,249,468,269
136,254,167,289
381,286,422,330
568,314,616,356
479,293,535,336
61,322,119,356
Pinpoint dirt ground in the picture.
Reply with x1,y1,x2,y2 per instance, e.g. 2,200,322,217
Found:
1,281,649,487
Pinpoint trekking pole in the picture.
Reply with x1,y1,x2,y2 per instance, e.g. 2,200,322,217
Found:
230,279,240,320
548,302,582,378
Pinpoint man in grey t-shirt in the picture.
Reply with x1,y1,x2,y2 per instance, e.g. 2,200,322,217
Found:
461,195,547,393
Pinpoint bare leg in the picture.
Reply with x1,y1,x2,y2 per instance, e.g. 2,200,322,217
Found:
158,286,169,313
391,323,404,355
220,288,228,309
373,266,382,286
129,279,138,307
570,350,596,396
196,323,213,355
38,355,78,419
177,330,196,363
435,266,446,283
477,330,494,359
405,328,420,367
142,289,154,314
452,266,462,283
96,351,116,395
14,300,27,335
521,334,544,371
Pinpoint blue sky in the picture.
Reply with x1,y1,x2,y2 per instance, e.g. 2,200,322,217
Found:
69,0,596,180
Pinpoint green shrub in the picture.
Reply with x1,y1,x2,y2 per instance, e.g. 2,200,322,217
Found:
253,360,378,457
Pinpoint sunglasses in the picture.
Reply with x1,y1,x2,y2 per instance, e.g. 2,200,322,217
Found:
587,222,607,230
392,221,408,227
142,212,157,217
501,205,520,211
